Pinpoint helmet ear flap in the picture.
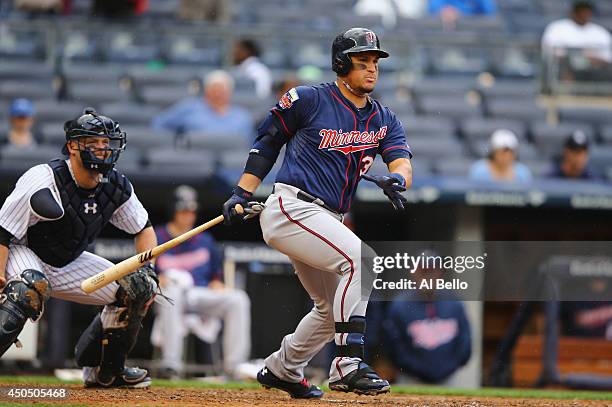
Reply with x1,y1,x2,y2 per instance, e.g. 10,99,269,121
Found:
333,53,352,76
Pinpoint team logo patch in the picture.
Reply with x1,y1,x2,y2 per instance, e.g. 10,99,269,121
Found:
365,31,376,44
278,87,299,109
318,126,388,155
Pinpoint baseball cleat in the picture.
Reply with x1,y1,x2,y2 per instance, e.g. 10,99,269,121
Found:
85,366,152,389
329,362,390,395
257,367,323,399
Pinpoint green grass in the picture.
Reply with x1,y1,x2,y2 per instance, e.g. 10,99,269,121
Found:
0,376,610,401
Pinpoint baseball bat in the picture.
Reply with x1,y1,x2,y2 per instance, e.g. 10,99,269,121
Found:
81,213,228,293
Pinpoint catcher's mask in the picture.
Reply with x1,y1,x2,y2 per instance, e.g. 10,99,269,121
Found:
63,107,126,178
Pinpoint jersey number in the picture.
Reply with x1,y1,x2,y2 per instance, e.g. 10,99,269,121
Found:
359,156,374,176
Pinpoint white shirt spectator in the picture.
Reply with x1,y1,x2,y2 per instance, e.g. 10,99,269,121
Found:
236,56,272,99
542,18,612,63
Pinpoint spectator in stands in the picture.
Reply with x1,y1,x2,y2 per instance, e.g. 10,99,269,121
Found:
548,130,601,180
382,256,472,383
428,0,497,29
232,39,273,99
151,185,251,379
469,129,532,183
542,1,611,81
14,0,62,14
177,0,230,22
354,0,427,28
92,0,147,17
4,98,37,148
152,70,253,138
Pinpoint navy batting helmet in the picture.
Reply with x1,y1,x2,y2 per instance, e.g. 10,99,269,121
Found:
331,28,389,76
63,108,126,177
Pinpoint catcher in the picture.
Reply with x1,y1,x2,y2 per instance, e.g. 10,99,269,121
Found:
0,108,158,388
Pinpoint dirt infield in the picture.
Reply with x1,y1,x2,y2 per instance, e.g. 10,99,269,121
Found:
2,385,611,407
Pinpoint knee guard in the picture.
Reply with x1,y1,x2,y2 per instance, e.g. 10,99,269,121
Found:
75,267,157,383
0,270,51,357
336,316,366,360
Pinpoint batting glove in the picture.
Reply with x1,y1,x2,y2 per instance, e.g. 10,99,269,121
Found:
222,186,266,225
361,173,408,210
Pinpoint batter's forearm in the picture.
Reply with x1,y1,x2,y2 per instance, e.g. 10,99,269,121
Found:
134,226,158,264
237,173,263,194
388,158,413,189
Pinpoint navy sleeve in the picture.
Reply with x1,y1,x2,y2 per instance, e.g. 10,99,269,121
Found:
377,109,412,164
251,86,318,160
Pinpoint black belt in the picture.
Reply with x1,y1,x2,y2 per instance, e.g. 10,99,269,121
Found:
296,190,340,214
273,185,340,214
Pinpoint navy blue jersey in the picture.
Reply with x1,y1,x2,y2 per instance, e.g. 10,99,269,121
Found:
254,82,411,213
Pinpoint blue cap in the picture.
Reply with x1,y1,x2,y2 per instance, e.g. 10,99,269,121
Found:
9,98,35,117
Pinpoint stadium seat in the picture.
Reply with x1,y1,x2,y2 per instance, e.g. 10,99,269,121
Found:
417,95,483,119
163,35,222,66
35,101,88,122
139,85,195,109
145,149,215,176
68,82,133,105
523,159,553,177
0,145,61,171
410,77,475,98
433,158,473,177
0,61,53,81
61,31,100,62
187,133,251,154
99,103,161,126
588,147,612,176
0,29,45,61
558,107,612,127
426,47,490,77
601,125,612,144
62,63,126,83
405,137,465,159
113,148,144,175
128,66,203,88
103,32,161,64
408,157,433,177
0,80,57,102
40,122,68,146
461,117,527,142
477,80,538,100
486,99,548,122
121,126,176,151
402,115,456,136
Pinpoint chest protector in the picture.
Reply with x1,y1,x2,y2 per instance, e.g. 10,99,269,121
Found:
27,159,132,268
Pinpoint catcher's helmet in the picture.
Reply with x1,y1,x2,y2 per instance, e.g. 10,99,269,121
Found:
331,28,389,76
63,108,126,177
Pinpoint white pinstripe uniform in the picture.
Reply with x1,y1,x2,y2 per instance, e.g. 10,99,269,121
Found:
0,161,148,322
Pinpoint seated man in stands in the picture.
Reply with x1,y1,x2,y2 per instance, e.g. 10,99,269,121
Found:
542,1,611,82
428,0,497,29
4,98,38,148
152,70,253,138
548,130,601,180
382,256,472,384
469,129,532,183
152,185,251,379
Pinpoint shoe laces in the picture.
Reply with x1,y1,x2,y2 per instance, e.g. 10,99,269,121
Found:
300,378,311,388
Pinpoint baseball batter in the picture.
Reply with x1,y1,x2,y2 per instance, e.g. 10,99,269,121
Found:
223,28,412,397
0,109,158,388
